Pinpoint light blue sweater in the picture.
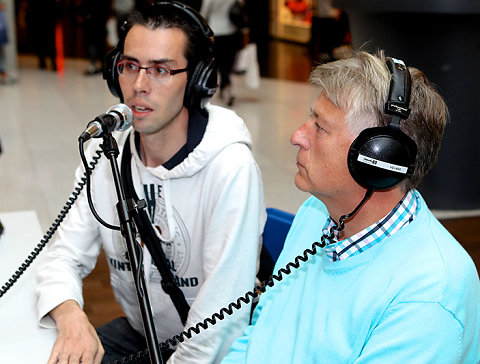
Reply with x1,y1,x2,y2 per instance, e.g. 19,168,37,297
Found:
222,192,480,363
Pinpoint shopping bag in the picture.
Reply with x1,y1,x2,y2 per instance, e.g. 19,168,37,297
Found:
233,45,248,74
234,43,260,89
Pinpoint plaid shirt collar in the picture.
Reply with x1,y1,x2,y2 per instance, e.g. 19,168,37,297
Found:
323,190,418,262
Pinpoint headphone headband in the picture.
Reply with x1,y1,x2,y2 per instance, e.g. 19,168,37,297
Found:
142,1,215,48
385,57,411,123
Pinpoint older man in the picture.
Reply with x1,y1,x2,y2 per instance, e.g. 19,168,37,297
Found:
222,51,480,363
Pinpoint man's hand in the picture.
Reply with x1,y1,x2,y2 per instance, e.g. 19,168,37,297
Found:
47,300,104,364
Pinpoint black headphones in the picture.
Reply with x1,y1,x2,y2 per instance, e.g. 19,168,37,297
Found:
103,1,218,110
347,57,417,191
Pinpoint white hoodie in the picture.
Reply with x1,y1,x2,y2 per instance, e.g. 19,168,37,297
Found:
36,104,266,363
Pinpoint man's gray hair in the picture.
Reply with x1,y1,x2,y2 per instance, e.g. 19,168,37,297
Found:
309,50,449,191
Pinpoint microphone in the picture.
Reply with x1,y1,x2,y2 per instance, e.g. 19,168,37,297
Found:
79,103,133,141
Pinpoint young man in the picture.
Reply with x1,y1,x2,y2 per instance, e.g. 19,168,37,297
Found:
222,51,480,363
36,2,265,364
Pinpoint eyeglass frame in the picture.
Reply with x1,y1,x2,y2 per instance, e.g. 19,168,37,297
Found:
116,59,188,80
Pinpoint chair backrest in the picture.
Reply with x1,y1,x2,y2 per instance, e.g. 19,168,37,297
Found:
262,207,295,263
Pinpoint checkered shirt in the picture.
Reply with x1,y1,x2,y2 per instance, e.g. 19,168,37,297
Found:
323,191,418,262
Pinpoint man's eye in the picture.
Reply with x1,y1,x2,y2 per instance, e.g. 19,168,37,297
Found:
315,122,324,131
153,66,168,76
126,62,138,71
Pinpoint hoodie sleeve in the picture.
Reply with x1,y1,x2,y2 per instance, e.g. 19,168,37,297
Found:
35,140,105,327
167,142,266,364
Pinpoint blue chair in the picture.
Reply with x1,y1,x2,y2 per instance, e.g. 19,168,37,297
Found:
262,207,295,263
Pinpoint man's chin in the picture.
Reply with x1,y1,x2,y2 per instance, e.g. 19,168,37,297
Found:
294,174,310,193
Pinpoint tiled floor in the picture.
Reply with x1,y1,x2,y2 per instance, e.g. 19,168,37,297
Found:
1,50,479,327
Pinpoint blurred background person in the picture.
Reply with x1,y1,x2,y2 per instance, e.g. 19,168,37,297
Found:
0,0,10,84
25,0,59,71
201,0,246,107
310,0,351,63
79,0,110,75
112,0,135,40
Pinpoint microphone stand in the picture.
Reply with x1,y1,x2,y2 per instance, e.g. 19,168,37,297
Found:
101,133,162,364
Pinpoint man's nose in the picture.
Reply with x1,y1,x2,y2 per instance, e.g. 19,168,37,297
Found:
290,122,309,149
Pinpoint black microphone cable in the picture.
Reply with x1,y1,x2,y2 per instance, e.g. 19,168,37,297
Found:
78,139,120,231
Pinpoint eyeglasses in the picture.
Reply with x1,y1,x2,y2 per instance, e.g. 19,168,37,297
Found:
117,60,188,81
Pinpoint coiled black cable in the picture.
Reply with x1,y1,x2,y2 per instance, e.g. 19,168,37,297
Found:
113,188,375,364
0,147,104,298
113,239,328,364
0,138,373,361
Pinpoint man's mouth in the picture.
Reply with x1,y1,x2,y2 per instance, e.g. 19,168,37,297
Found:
132,105,153,113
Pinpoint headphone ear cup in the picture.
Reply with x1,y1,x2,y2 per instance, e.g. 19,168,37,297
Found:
348,126,417,190
185,60,218,110
103,47,123,100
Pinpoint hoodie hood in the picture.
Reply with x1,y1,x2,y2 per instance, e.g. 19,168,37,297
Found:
131,104,252,180
128,103,253,243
